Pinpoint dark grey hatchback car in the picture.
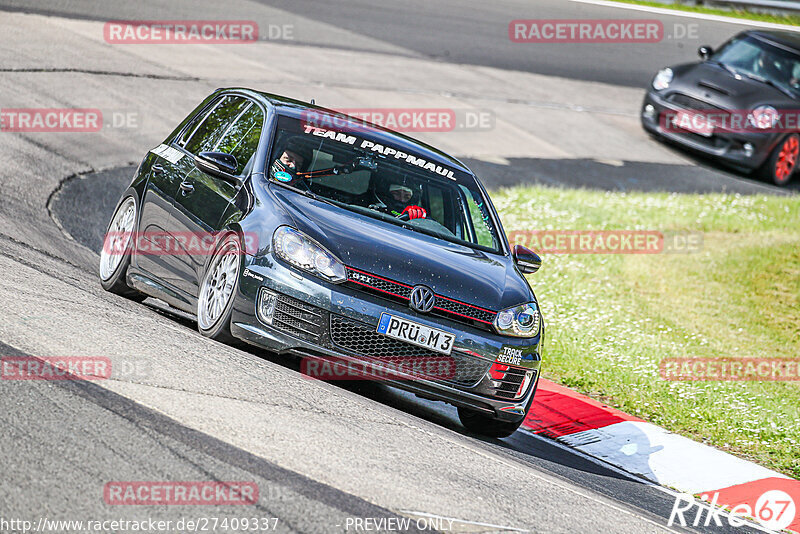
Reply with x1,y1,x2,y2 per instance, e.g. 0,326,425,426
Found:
642,30,800,185
99,89,544,437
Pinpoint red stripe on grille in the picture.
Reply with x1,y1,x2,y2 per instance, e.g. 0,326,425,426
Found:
433,306,493,325
348,278,409,300
345,266,496,325
435,293,496,314
346,266,413,289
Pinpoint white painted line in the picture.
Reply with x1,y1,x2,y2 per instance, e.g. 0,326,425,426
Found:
569,0,800,32
559,421,790,494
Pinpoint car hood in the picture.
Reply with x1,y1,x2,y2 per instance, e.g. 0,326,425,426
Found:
271,186,534,311
671,61,796,109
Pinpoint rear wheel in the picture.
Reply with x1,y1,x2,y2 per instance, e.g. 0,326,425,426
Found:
760,134,799,186
99,195,144,301
197,233,241,342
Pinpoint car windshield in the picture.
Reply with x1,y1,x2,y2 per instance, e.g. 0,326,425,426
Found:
266,115,503,253
712,34,800,96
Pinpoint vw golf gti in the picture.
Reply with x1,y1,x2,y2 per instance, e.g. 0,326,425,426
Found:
99,89,544,437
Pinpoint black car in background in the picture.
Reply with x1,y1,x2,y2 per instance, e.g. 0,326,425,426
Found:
642,30,800,185
99,89,544,437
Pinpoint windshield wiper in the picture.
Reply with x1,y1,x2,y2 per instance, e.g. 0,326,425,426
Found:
742,72,795,99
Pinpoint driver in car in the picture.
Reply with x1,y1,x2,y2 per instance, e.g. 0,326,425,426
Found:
377,182,427,220
755,50,793,86
269,139,310,186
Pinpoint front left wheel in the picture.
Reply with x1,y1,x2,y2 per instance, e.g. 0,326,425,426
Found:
457,407,525,438
458,377,539,438
759,134,799,186
197,233,241,342
99,195,144,301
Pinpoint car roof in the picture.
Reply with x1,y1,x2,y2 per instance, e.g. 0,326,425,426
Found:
221,88,473,175
746,30,800,53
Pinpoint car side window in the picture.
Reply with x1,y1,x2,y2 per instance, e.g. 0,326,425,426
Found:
459,185,498,250
177,98,221,148
213,102,264,176
183,95,250,156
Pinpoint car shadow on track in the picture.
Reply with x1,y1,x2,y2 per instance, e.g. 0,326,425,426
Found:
144,295,637,483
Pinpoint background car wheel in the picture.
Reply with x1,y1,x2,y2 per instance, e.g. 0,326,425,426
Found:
457,407,524,438
99,195,144,301
760,134,799,186
197,233,241,342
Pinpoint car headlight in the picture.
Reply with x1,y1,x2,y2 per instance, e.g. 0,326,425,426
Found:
494,302,540,338
273,226,346,283
652,67,673,91
749,105,779,129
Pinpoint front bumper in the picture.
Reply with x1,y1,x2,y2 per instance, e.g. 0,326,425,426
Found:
641,90,781,170
230,255,542,423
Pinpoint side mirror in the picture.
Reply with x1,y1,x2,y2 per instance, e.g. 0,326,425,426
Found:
194,151,239,181
513,245,541,274
698,45,713,60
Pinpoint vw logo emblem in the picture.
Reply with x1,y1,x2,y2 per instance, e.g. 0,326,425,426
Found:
409,285,436,313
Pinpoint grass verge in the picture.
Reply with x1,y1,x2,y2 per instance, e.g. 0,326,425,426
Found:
608,0,800,26
493,185,800,478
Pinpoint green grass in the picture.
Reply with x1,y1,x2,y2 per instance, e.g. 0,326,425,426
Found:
610,0,800,26
493,186,800,478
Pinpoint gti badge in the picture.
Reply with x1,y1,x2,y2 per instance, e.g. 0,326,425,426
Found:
409,285,435,313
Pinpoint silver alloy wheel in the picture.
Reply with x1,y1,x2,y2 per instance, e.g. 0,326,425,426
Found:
99,197,136,281
197,237,240,331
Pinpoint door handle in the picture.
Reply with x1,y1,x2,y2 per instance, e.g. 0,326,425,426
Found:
179,181,195,194
152,164,166,176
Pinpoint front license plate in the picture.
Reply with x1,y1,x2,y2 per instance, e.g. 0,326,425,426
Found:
376,313,455,355
671,111,713,137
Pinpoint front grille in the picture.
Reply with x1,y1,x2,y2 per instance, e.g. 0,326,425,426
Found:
345,267,496,332
434,297,495,324
347,269,413,299
666,93,726,113
493,367,534,400
329,314,491,387
272,293,327,341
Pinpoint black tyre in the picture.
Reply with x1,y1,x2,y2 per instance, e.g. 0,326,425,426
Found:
458,377,539,438
99,195,144,301
197,233,241,343
457,407,525,438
